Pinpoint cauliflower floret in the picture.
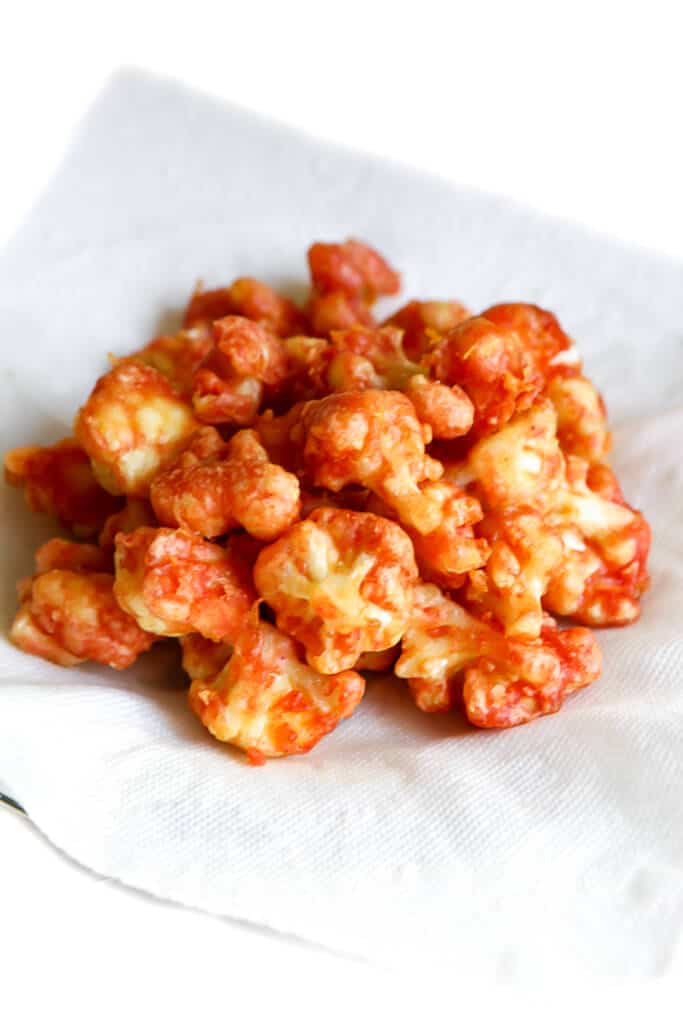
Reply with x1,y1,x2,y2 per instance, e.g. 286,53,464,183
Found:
544,457,651,626
545,367,610,462
34,537,112,574
74,359,198,497
468,401,650,628
297,390,444,533
395,583,601,724
307,291,375,336
325,326,423,392
133,326,214,398
11,568,155,669
404,374,474,439
4,438,122,537
254,508,418,674
114,527,255,642
367,483,489,589
466,510,565,639
191,315,291,426
150,427,300,541
481,302,573,377
468,398,564,511
189,619,365,763
183,278,306,337
384,300,471,360
180,633,233,681
463,621,601,729
98,498,157,552
395,583,507,712
308,238,401,302
429,316,543,435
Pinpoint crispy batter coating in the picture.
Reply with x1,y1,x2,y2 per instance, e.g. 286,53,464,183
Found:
545,456,650,626
466,510,564,639
134,326,214,398
307,291,375,336
74,359,198,497
184,279,306,337
384,300,471,360
191,316,290,425
11,569,155,669
150,427,300,540
297,390,444,533
404,374,474,439
114,526,256,642
325,326,423,392
308,239,400,302
468,400,650,628
180,633,233,681
189,619,365,762
468,398,564,511
395,583,601,724
35,537,112,574
481,302,573,376
545,366,610,462
367,483,489,589
4,438,122,537
254,508,417,673
430,316,543,435
98,498,157,552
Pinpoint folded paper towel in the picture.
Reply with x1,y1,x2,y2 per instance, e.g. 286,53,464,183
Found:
1,69,682,977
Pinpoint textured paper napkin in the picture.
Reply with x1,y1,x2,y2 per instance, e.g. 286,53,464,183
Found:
1,70,682,977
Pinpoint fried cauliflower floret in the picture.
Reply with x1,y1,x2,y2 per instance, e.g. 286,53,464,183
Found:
191,316,290,425
367,483,489,589
307,291,375,336
74,359,198,497
150,427,300,541
133,326,214,398
11,569,155,669
468,400,650,627
545,456,651,626
404,374,474,439
98,498,157,552
545,367,610,462
384,300,472,360
325,326,423,392
114,527,255,642
468,398,564,511
34,537,112,574
463,620,601,729
183,278,306,337
395,583,506,712
466,510,564,639
254,508,418,674
297,390,444,533
395,583,601,724
481,302,573,377
308,239,401,302
180,633,233,681
189,619,365,762
406,482,489,588
4,438,122,537
430,316,543,435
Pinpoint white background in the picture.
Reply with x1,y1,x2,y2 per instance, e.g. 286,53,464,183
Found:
1,1,681,1020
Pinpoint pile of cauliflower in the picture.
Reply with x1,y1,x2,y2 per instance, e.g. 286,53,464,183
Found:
5,240,651,763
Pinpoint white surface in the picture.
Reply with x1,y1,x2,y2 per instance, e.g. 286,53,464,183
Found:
1,4,683,1016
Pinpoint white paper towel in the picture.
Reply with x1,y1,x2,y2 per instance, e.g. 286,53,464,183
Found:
1,69,682,978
